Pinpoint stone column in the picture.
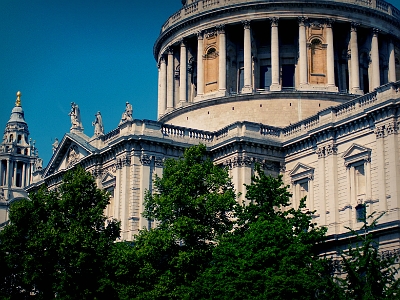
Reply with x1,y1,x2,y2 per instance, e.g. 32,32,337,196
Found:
350,23,362,94
316,146,326,225
270,17,281,91
371,28,380,90
22,163,26,187
179,40,187,104
158,56,167,117
326,20,337,90
167,48,174,110
0,161,3,186
218,25,227,93
242,20,253,93
12,161,16,187
298,17,308,88
375,125,387,212
326,145,338,234
309,178,314,212
388,38,396,83
197,31,204,97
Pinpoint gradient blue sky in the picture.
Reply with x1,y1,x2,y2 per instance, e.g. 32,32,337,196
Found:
0,0,182,165
1,0,400,165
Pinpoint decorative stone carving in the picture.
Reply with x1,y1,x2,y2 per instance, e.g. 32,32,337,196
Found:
119,102,133,125
67,145,79,167
52,138,59,153
154,156,164,167
140,154,151,166
316,142,337,158
92,111,104,136
269,17,279,27
242,20,251,29
69,102,83,131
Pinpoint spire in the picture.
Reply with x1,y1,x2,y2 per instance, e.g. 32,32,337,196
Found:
15,91,21,107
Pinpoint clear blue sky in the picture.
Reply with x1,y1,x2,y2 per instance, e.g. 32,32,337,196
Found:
0,0,182,165
1,0,400,165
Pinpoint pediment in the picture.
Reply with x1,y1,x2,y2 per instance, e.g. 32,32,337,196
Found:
289,162,314,182
101,172,116,189
342,143,371,166
43,133,98,177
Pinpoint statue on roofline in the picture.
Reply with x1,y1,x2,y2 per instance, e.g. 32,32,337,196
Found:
92,111,104,136
119,102,133,125
69,102,83,131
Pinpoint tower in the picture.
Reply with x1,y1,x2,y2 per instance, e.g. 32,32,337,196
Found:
0,92,41,227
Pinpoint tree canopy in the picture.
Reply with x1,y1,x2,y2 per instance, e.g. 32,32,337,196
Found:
0,165,120,299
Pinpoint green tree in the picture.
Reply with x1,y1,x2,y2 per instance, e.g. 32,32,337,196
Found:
0,165,120,299
195,164,330,299
134,144,237,299
337,211,400,299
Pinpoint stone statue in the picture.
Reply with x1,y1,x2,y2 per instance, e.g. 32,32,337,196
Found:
92,111,104,136
52,138,59,153
119,102,133,125
69,102,83,130
35,157,43,170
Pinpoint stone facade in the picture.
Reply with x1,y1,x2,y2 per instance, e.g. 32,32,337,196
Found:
0,92,42,227
14,0,400,255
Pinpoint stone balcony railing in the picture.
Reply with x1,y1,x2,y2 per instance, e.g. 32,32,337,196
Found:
161,0,400,33
97,81,400,149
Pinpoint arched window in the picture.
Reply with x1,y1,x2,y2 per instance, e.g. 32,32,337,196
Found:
309,38,326,84
9,134,13,143
17,135,22,144
205,47,218,93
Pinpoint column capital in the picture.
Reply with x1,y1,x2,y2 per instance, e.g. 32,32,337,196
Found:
159,55,166,64
217,24,225,34
298,17,308,26
179,38,187,47
166,47,173,55
372,28,380,35
325,18,335,28
197,30,204,40
242,20,251,29
351,22,360,31
205,28,217,38
269,17,279,27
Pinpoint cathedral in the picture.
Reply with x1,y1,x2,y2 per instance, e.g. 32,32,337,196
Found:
3,0,400,254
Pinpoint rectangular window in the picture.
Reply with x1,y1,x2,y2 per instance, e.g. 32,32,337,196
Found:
282,64,295,88
238,67,244,92
259,65,272,90
356,204,366,223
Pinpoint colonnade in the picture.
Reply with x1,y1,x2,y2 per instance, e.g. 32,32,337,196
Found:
157,18,398,117
0,159,34,189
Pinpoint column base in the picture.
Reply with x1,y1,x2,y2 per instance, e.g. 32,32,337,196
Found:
351,88,363,95
297,83,310,91
194,90,228,102
269,84,281,92
241,86,253,94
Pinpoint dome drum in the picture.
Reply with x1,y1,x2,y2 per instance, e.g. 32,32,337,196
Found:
155,0,400,129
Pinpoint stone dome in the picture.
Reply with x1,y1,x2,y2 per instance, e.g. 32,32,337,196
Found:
154,0,400,131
